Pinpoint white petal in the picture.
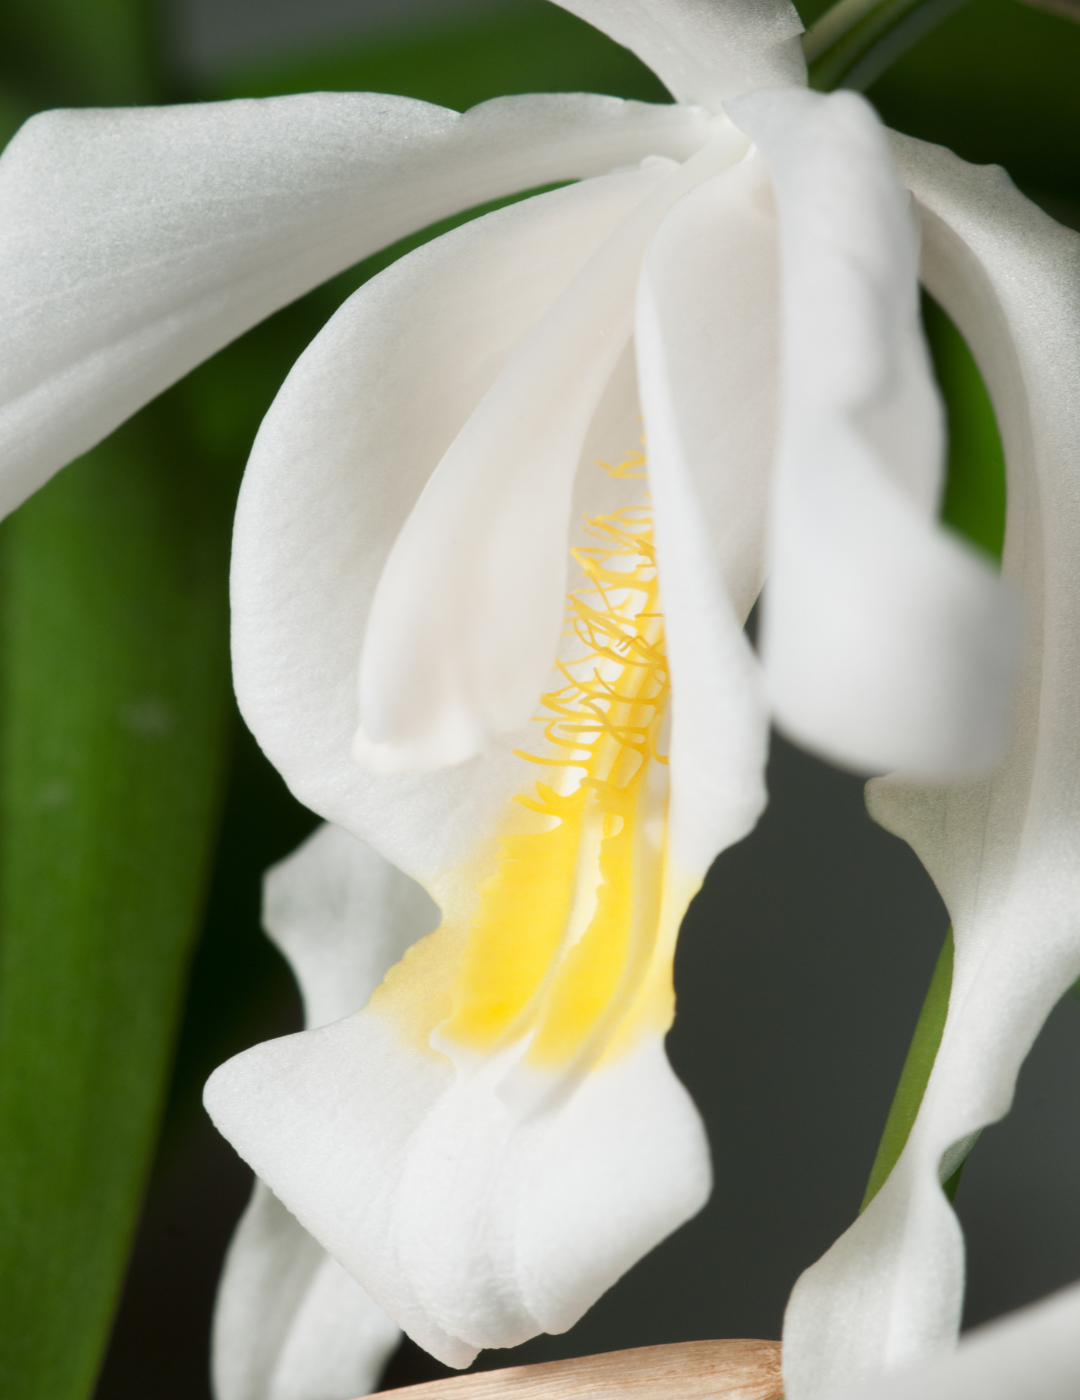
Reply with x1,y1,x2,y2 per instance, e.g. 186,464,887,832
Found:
840,1279,1080,1400
550,0,806,107
730,87,1021,780
0,91,710,517
781,141,1080,1399
212,1181,400,1400
262,822,440,1029
213,828,438,1400
354,122,748,774
640,153,779,620
635,152,777,871
205,1013,709,1368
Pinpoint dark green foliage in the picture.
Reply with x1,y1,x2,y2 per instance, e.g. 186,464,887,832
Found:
0,396,236,1400
925,293,1008,562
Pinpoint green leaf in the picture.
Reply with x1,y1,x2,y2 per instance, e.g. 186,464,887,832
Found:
0,0,159,111
861,931,957,1210
0,394,236,1400
866,0,1080,205
924,292,1008,562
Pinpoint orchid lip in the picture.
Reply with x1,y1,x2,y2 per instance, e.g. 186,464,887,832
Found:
366,481,681,1102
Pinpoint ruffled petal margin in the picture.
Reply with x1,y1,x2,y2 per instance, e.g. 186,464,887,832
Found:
781,138,1080,1399
206,833,710,1368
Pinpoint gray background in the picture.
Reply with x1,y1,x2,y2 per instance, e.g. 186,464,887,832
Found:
94,2,1080,1395
168,0,532,74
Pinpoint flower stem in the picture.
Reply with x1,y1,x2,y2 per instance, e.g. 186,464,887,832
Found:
803,0,975,91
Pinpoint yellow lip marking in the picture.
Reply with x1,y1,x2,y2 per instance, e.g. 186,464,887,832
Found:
371,453,696,1075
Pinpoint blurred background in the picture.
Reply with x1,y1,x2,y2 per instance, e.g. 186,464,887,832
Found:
1,1,1078,1397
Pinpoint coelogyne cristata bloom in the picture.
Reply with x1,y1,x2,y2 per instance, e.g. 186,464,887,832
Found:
0,0,1077,1396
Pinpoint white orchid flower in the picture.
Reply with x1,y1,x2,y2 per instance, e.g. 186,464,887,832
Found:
782,136,1080,1400
212,824,439,1400
194,0,1028,1379
0,0,1042,1386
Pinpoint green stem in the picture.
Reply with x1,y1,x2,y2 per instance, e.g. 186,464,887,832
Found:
803,0,976,91
861,930,968,1211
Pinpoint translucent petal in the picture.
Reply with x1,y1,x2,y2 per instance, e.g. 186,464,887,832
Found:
0,91,710,517
781,138,1080,1400
731,87,1020,780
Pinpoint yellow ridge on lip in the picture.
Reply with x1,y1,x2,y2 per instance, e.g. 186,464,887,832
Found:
371,453,688,1072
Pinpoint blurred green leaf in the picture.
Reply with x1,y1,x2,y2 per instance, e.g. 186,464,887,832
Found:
0,396,236,1400
925,293,1008,561
0,0,160,112
867,0,1080,203
0,81,35,153
0,10,237,1400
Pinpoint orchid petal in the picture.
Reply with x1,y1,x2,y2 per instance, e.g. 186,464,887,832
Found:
354,121,749,774
212,825,438,1400
781,140,1080,1399
635,152,777,871
730,87,1021,780
205,1001,709,1368
261,821,440,1030
550,0,806,107
842,1280,1080,1400
231,166,677,881
0,91,710,518
212,1181,400,1400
